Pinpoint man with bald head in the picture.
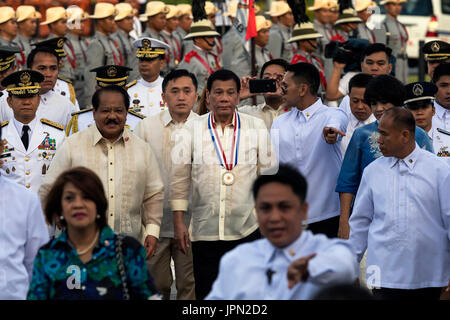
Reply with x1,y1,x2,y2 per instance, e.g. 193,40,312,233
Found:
349,107,450,300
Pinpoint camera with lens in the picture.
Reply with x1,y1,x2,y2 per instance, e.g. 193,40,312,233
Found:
324,39,370,72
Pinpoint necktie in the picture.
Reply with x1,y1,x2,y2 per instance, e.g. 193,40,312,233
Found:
21,125,30,150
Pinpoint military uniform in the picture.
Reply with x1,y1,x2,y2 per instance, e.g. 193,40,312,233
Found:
383,14,408,83
0,118,65,192
14,33,31,69
174,26,190,57
429,127,450,165
127,77,167,117
314,20,339,82
83,31,124,104
54,76,79,110
47,33,75,84
267,24,296,62
65,107,145,136
291,50,327,91
112,29,139,81
66,33,90,108
221,27,241,73
161,30,182,72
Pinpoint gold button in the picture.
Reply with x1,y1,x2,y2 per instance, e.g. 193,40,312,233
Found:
149,103,153,107
25,157,30,162
289,250,295,256
149,88,153,92
25,184,30,188
26,170,30,175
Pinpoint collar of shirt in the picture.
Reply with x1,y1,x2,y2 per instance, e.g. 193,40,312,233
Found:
349,112,375,129
139,76,162,88
389,143,420,170
293,98,321,122
265,231,308,264
162,109,197,127
50,225,116,257
13,116,37,137
95,31,108,39
212,110,237,128
434,101,449,120
91,123,128,147
40,89,55,105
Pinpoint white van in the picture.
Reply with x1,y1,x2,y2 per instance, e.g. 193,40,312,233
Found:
369,0,450,60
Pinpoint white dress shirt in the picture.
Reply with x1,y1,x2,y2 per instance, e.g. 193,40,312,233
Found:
0,176,50,299
433,101,450,132
341,112,376,156
271,99,349,224
428,126,450,165
349,145,450,289
206,230,358,300
127,77,167,118
238,103,291,131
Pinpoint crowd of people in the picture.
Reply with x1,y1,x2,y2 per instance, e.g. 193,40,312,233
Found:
0,0,449,301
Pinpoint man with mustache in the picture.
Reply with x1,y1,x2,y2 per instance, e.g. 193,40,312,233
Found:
39,84,164,261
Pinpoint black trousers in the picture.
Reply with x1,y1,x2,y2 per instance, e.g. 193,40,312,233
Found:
191,229,261,300
308,215,340,238
372,287,443,300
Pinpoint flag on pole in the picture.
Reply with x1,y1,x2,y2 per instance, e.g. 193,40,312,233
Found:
245,0,257,40
233,0,257,53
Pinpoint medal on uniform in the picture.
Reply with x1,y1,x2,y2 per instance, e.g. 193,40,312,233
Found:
208,111,241,186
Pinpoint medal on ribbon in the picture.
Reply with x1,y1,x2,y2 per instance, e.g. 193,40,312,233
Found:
208,111,241,186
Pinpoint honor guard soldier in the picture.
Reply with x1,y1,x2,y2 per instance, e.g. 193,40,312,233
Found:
161,5,183,73
0,70,65,192
288,0,327,92
66,6,90,109
309,0,340,81
355,0,385,44
422,40,450,79
15,6,41,69
127,37,169,117
221,1,239,71
205,1,223,57
174,4,193,58
41,7,75,85
84,3,124,105
404,81,450,165
33,37,80,110
65,65,145,136
267,1,297,63
0,7,18,47
177,0,221,95
113,3,139,82
0,46,21,122
333,0,362,41
382,0,408,84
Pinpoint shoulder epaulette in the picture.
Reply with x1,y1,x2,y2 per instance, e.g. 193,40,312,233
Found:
437,128,450,136
128,109,146,119
126,80,137,89
71,107,93,117
1,120,9,127
41,118,64,130
58,75,72,84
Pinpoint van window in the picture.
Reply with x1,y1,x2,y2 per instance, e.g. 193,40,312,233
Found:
378,0,433,16
443,0,450,14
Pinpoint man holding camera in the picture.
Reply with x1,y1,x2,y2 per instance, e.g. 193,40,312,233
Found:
238,59,291,131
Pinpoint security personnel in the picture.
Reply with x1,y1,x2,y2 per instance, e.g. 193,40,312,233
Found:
0,46,20,122
15,6,41,69
65,65,145,136
66,6,90,109
84,3,124,105
127,38,170,117
221,1,240,72
41,7,75,85
0,69,65,193
422,40,450,79
161,5,183,73
33,37,79,110
205,1,223,57
404,81,450,165
333,2,362,41
382,0,408,84
355,0,385,44
267,1,296,63
113,3,139,82
0,7,18,47
174,4,193,58
177,15,221,95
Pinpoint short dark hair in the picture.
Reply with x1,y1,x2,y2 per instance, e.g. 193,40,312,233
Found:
286,62,320,95
260,59,289,78
206,69,241,92
162,69,198,92
364,75,405,107
348,73,373,92
382,107,416,136
252,164,308,203
432,62,450,83
92,85,130,111
27,47,60,68
44,167,108,229
362,43,392,61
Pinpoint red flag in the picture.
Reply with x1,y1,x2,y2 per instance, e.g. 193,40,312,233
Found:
245,0,257,40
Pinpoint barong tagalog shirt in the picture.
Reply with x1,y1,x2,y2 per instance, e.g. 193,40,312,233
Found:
271,99,349,224
169,112,278,241
39,125,164,241
206,230,358,300
349,145,450,289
